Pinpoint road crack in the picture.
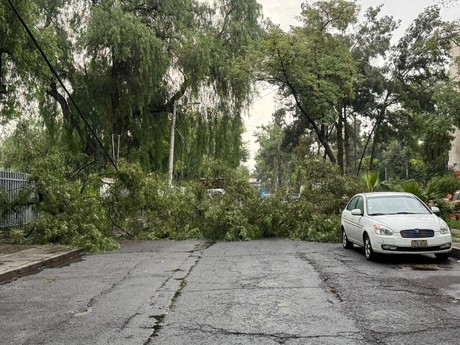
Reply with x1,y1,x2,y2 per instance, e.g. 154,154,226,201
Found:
183,323,362,344
143,240,215,344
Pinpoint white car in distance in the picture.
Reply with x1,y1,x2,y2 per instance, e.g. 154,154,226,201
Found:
341,192,452,261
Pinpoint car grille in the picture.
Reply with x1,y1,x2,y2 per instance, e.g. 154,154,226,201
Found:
400,229,434,238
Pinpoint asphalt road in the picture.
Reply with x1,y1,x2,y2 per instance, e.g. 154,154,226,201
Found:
1,240,459,345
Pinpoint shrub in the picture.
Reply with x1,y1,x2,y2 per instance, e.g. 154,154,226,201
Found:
427,174,460,199
18,153,120,252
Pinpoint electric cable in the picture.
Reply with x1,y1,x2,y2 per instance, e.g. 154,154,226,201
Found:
7,0,118,170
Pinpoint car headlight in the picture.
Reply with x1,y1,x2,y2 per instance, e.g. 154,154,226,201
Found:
440,223,451,235
373,224,394,236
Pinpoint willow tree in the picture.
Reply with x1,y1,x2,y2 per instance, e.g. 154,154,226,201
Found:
0,1,61,124
256,0,359,164
2,0,264,175
66,0,264,173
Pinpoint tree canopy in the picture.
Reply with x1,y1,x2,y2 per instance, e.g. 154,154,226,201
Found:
1,0,264,176
254,0,460,186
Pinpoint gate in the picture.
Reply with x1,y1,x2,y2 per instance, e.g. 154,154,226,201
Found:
0,171,37,229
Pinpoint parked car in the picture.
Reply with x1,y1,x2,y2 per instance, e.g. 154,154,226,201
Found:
341,192,452,261
448,190,460,203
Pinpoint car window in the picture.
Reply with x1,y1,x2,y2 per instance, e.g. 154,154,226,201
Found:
355,197,364,213
367,195,430,215
346,196,359,211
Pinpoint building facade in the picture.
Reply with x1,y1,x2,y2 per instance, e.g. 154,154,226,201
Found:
448,45,460,175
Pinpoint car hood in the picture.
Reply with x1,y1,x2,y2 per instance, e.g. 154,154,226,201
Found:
371,214,442,232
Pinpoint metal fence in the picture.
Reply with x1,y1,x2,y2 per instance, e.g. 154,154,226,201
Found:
0,171,37,229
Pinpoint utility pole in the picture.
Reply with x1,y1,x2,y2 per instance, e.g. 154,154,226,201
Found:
112,134,121,166
167,101,200,188
168,101,177,188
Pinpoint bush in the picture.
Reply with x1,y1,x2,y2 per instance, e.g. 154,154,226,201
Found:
428,174,460,199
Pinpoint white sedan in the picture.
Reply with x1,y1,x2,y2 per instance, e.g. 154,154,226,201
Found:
341,192,452,261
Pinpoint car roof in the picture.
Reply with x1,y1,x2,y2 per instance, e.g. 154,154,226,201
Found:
361,192,414,198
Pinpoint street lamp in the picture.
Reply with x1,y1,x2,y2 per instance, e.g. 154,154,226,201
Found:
167,101,200,188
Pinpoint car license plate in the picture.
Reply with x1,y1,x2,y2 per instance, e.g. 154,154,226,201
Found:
411,240,427,248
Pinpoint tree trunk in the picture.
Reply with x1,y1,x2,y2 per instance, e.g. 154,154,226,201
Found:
344,110,351,175
337,106,344,175
368,111,384,171
280,60,336,164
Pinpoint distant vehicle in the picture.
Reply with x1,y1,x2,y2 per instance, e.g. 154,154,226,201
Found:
448,190,460,203
341,192,452,261
207,188,225,197
447,190,460,219
288,193,300,202
282,193,300,203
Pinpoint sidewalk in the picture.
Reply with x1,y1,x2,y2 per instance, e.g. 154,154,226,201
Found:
0,245,84,284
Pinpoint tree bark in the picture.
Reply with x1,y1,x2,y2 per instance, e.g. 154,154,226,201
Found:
344,109,351,175
337,106,344,175
368,110,384,171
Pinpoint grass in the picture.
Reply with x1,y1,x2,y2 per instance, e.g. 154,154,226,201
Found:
446,218,460,242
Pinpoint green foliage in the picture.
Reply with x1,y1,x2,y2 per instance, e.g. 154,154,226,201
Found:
0,123,118,252
2,0,263,176
395,180,426,201
1,141,367,249
427,174,460,198
253,156,360,242
382,174,460,220
97,158,354,244
360,171,380,192
27,154,119,252
256,0,359,163
4,0,460,251
431,199,454,221
253,118,297,191
446,217,460,233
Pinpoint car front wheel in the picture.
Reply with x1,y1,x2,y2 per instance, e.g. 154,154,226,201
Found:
342,229,353,249
364,234,376,261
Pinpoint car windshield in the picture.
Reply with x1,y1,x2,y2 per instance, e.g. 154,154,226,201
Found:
367,195,431,216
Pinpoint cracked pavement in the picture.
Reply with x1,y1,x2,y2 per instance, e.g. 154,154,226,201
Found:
1,240,459,344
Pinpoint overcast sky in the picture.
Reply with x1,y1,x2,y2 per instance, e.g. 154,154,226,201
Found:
243,0,460,171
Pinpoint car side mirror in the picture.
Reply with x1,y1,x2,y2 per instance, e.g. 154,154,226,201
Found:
431,206,440,214
351,209,363,216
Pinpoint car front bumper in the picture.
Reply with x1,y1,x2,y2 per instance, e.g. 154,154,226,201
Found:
371,234,452,255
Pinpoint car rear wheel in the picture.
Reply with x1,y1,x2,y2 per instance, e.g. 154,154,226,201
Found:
364,234,376,261
342,229,353,249
435,253,450,261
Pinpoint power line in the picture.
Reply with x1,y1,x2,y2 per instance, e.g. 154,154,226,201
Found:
7,0,118,171
253,88,278,102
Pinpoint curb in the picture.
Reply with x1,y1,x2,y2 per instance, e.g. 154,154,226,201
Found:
0,248,84,284
451,244,460,260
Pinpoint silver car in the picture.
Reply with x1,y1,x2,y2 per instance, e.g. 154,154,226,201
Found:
341,192,452,261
